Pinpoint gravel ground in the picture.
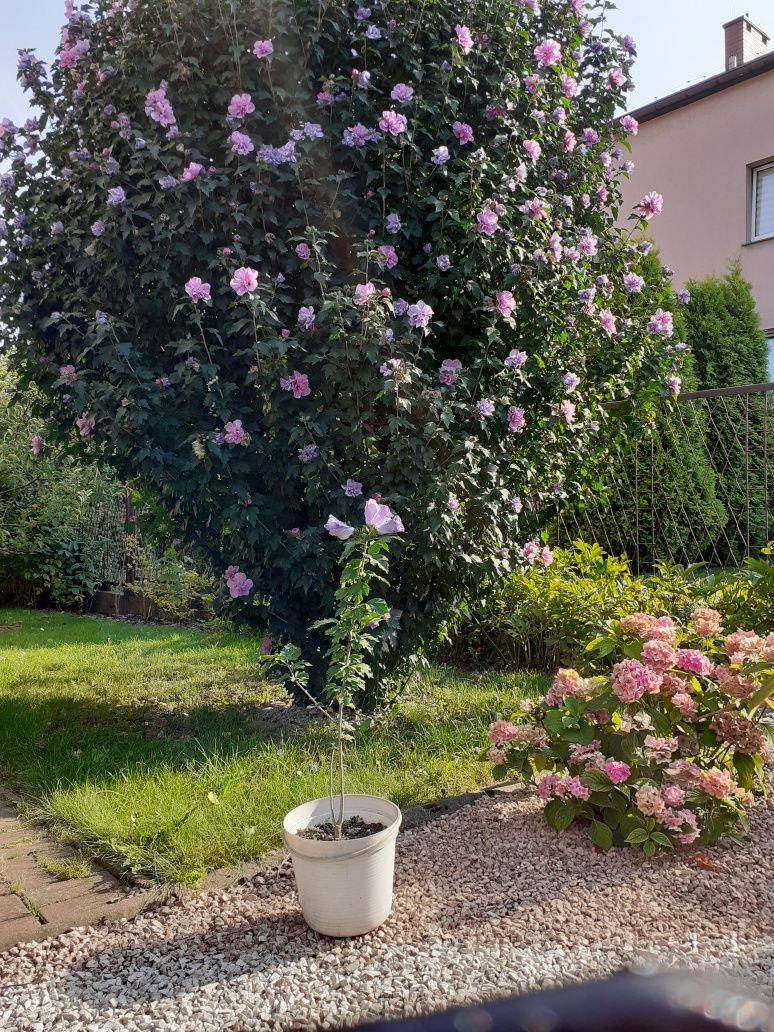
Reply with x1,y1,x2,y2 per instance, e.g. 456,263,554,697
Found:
2,787,773,1031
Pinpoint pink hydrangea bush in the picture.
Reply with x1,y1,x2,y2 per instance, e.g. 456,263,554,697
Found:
487,609,774,855
1,0,683,702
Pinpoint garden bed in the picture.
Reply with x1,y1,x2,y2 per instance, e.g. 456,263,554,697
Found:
0,609,546,887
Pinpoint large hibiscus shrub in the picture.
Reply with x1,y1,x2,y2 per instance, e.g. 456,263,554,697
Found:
487,610,774,854
0,0,681,699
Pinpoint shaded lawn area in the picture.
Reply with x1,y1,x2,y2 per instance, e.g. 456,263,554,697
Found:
0,608,547,887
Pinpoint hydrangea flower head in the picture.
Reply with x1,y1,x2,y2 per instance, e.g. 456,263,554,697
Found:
690,608,722,638
612,659,661,702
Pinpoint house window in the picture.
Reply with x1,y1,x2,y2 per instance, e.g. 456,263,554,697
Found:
752,162,774,241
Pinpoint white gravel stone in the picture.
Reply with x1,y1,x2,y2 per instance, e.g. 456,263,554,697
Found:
1,787,773,1031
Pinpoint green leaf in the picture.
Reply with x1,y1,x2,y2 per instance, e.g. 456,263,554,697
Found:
543,798,577,833
625,827,648,844
733,752,756,791
589,821,613,851
602,807,622,830
581,768,612,792
650,831,674,849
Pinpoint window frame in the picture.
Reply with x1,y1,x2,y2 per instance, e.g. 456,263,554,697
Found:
751,161,774,243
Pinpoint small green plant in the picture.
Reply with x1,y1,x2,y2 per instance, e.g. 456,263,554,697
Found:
9,880,43,920
486,609,774,855
33,851,91,881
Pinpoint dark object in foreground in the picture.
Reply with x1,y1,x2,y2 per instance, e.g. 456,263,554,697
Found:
297,815,387,841
355,971,773,1032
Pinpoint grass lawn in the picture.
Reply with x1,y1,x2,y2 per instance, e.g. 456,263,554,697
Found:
0,608,546,887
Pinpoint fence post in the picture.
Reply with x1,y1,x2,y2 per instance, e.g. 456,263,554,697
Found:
744,395,750,559
634,441,640,577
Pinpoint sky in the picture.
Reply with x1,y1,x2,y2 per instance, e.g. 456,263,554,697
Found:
1,1,773,123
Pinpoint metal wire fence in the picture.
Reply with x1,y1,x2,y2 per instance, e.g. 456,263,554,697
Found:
555,383,774,573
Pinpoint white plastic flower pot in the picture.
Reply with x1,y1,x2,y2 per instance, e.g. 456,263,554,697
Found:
282,793,402,937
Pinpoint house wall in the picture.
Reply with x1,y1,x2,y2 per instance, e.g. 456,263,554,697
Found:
619,70,774,334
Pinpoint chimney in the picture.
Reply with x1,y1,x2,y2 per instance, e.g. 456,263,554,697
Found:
723,15,770,71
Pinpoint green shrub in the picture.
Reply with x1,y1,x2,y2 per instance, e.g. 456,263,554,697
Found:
123,537,214,623
453,541,774,672
697,545,774,635
0,364,125,607
685,261,768,389
485,612,774,855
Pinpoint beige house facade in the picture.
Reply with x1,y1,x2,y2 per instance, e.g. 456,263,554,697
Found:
619,17,774,378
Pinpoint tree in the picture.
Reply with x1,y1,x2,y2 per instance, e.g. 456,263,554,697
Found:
685,261,768,389
0,0,682,700
683,262,770,560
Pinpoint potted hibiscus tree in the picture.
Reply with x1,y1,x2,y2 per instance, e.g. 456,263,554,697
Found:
274,498,404,937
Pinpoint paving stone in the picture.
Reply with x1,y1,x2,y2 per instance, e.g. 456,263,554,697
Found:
0,912,46,952
0,788,152,952
0,892,30,922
